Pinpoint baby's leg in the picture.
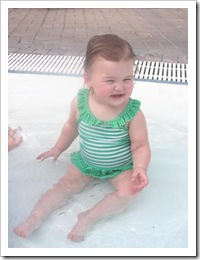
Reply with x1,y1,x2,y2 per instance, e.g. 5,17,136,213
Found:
14,165,93,238
67,170,137,242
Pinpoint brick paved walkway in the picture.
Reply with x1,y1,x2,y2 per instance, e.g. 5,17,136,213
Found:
8,8,188,63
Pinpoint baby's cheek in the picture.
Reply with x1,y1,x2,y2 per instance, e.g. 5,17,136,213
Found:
97,88,112,98
126,83,134,91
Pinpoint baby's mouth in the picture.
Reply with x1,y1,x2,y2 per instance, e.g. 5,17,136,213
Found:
110,94,124,99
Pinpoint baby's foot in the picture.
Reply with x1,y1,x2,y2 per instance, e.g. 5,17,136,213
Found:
67,212,93,242
14,214,43,238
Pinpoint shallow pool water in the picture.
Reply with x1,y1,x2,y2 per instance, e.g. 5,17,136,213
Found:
7,73,188,254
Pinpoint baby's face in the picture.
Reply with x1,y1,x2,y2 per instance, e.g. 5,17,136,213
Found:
84,57,134,107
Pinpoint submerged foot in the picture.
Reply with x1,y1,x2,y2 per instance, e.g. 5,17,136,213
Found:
14,214,43,238
67,212,93,242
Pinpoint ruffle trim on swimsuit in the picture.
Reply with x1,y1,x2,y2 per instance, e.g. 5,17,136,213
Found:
71,151,133,179
77,88,141,129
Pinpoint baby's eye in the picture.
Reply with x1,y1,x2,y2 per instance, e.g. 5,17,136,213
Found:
106,80,115,84
124,78,133,82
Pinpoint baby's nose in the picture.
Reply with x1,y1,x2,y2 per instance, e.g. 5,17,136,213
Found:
114,82,124,90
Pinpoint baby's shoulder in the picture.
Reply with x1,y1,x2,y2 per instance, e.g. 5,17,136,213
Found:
128,108,147,128
71,95,78,105
70,96,78,112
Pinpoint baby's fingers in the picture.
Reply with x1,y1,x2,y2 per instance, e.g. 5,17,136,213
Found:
132,182,146,192
36,154,43,160
15,136,23,145
53,154,59,162
36,152,50,161
8,128,17,138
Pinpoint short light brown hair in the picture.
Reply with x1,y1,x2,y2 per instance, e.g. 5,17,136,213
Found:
84,34,136,71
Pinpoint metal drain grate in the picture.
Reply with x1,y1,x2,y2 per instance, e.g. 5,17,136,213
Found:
8,53,188,85
8,53,85,76
134,60,188,84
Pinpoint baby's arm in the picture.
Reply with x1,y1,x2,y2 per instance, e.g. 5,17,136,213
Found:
129,109,151,192
37,97,78,161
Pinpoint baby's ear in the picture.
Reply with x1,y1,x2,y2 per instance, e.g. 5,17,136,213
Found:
83,72,91,87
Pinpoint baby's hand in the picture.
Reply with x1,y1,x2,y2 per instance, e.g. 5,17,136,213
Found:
8,127,23,151
131,168,149,192
36,147,61,161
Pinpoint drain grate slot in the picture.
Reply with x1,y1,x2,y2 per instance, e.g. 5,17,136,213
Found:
134,60,187,84
8,53,187,85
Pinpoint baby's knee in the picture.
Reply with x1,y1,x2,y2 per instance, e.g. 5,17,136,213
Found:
56,177,84,194
116,189,136,200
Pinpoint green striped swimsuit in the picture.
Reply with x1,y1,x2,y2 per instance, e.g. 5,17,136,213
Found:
71,88,141,179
